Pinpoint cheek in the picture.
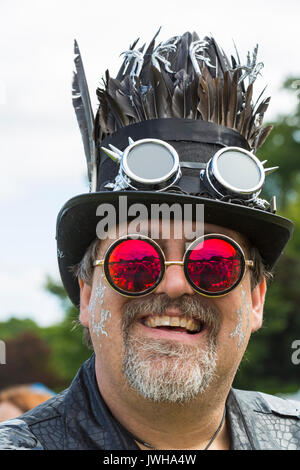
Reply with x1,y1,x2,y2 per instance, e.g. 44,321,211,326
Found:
89,273,111,340
228,286,252,350
215,282,252,352
88,273,125,353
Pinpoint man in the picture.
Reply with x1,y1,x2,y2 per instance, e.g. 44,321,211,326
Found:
0,31,299,450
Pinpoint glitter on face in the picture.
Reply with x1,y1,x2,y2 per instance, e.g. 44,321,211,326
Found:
89,273,111,345
229,288,251,349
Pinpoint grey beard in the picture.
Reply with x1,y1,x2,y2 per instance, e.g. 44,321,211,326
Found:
121,294,221,404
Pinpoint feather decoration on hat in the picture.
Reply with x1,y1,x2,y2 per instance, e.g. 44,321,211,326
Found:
94,31,273,152
72,40,97,191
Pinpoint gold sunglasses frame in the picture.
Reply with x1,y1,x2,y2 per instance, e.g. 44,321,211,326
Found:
93,233,254,298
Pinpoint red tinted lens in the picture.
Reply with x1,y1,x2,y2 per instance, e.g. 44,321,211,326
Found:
186,238,243,293
106,239,162,294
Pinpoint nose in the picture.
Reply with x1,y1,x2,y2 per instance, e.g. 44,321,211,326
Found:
155,263,195,298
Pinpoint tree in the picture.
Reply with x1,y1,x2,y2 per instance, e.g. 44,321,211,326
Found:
257,78,300,210
233,77,300,394
40,277,92,386
0,283,92,392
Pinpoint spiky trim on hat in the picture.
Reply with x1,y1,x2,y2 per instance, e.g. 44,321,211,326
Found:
94,30,273,152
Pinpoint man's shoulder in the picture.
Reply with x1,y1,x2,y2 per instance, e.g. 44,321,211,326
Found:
229,388,300,450
0,389,68,450
0,418,43,450
231,388,300,418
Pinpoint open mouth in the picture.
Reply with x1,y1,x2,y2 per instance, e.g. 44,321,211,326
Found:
139,315,204,335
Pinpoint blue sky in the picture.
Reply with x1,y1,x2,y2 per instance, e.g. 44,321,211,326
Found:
0,0,299,326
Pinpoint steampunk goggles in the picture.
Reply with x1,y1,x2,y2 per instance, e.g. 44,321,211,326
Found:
101,137,277,202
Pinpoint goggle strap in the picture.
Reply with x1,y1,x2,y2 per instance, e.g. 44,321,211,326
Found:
180,162,207,169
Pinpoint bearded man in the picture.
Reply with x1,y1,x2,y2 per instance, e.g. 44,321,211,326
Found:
0,31,299,450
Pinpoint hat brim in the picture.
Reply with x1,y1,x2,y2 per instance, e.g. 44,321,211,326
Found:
56,191,294,307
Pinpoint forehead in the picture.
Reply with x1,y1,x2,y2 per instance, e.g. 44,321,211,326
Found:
98,218,249,254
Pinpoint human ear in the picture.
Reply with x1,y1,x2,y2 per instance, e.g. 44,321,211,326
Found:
250,277,267,332
78,278,92,327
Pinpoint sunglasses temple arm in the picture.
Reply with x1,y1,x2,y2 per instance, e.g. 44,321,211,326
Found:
94,259,253,267
93,260,105,267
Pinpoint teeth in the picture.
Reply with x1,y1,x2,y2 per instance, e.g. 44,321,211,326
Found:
160,316,170,326
170,317,180,327
186,318,195,330
143,315,200,332
148,316,156,328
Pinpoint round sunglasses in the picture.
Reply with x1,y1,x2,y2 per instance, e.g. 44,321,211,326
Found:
93,233,254,298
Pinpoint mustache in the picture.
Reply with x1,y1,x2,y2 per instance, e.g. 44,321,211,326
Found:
121,294,222,337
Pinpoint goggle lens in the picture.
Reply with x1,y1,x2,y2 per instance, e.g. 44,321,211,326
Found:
186,238,243,293
106,239,163,294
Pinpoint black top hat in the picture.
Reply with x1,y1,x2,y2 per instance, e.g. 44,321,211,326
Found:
56,32,294,307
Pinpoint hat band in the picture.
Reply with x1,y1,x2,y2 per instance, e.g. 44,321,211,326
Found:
98,118,250,168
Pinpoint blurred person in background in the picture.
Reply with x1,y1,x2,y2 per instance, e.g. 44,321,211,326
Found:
0,384,53,422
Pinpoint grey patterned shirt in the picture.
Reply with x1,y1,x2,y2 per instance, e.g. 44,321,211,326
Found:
0,356,299,450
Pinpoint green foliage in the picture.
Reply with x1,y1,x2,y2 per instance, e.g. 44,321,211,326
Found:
233,77,300,395
234,252,300,394
39,277,92,388
0,317,39,340
258,77,300,210
0,331,65,391
0,280,92,393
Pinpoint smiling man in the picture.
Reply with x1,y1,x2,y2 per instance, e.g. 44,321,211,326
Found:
77,219,266,450
0,31,299,450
